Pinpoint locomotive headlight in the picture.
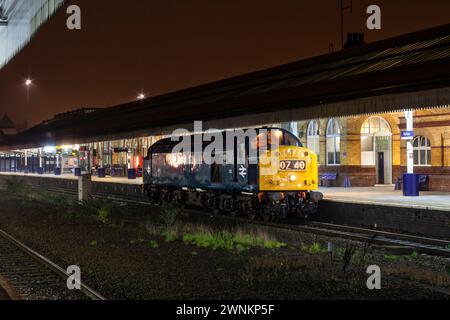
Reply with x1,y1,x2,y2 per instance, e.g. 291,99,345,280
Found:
289,175,297,182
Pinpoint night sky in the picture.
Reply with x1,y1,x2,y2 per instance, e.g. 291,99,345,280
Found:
1,0,450,127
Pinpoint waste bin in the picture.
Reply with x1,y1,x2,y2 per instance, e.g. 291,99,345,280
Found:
74,167,82,177
54,167,62,176
403,173,419,197
127,168,136,180
97,167,106,178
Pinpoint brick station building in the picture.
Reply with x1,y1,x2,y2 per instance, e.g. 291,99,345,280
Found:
296,106,450,191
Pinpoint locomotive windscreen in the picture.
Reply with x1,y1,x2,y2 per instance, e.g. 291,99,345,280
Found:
253,129,303,150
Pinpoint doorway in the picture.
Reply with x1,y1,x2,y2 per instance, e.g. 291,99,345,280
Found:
375,135,392,185
361,117,393,185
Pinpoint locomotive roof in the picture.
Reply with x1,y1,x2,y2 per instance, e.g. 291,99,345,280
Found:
149,127,301,153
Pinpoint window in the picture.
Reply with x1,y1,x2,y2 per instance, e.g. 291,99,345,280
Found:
326,119,340,165
307,120,320,159
360,117,391,166
361,117,391,135
413,136,431,166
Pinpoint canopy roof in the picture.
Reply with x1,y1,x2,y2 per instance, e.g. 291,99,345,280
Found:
1,23,450,150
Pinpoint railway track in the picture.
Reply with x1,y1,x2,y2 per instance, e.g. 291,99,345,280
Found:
32,186,450,258
0,228,105,300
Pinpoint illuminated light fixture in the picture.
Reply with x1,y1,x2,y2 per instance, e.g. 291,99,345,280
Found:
137,93,145,100
274,130,282,136
166,153,184,168
61,145,73,150
290,175,297,182
43,146,56,153
25,79,32,86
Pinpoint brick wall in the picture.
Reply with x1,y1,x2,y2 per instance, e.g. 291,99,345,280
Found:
298,107,450,191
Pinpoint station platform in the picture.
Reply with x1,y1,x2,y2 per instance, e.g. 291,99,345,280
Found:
320,186,450,212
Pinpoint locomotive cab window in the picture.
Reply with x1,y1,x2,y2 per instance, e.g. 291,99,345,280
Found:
252,129,302,150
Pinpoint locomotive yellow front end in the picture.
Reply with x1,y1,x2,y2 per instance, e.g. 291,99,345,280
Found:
259,146,319,192
258,145,323,219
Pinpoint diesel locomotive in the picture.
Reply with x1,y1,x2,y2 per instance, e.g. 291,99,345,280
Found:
142,128,322,220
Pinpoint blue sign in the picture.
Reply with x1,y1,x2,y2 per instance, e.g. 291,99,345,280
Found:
401,131,414,139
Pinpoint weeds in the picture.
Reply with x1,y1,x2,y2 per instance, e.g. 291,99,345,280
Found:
384,254,398,261
242,254,331,284
148,240,160,249
160,201,180,227
97,205,111,224
182,230,286,252
385,264,450,288
341,244,356,285
309,243,326,254
162,230,177,242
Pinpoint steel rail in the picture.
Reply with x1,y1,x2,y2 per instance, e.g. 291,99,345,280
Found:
0,228,106,300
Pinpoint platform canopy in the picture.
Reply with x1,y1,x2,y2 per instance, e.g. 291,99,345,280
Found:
1,23,450,150
0,0,65,69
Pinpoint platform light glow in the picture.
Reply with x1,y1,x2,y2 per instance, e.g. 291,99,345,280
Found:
25,79,32,86
43,146,56,153
137,93,145,100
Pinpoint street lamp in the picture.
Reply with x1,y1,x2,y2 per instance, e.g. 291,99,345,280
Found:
25,79,33,104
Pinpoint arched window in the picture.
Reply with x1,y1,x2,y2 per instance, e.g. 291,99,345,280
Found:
361,116,391,135
360,117,391,166
413,136,431,166
307,120,320,159
326,118,340,165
